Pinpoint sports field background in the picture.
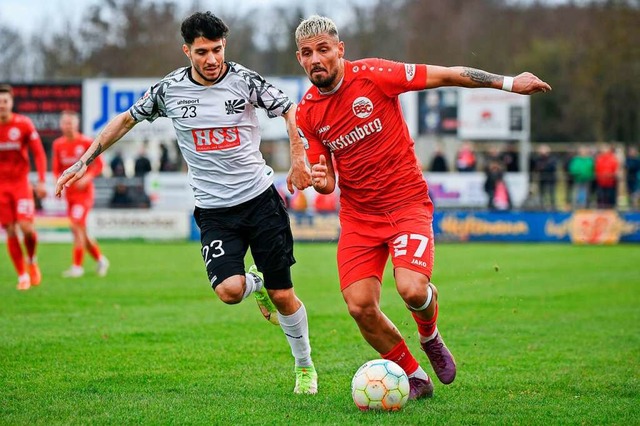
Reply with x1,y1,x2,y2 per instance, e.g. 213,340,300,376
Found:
1,241,638,425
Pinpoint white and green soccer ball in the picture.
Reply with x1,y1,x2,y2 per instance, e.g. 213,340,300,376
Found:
351,359,410,411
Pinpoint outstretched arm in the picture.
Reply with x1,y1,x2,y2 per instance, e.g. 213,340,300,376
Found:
426,65,551,95
55,111,137,197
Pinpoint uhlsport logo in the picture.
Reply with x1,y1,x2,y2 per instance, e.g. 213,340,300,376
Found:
352,97,373,119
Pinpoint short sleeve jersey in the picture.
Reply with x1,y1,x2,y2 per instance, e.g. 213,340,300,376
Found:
129,62,292,208
296,58,429,214
52,133,102,198
0,113,42,183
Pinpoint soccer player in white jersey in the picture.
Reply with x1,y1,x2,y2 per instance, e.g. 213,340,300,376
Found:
55,11,318,395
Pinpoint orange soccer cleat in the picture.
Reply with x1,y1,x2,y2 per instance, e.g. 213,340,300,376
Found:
27,261,42,286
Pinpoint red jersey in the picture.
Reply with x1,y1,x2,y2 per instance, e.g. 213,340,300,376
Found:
0,113,46,183
52,133,103,198
296,58,429,214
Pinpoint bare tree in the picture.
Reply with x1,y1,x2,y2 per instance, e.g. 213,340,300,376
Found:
0,25,27,81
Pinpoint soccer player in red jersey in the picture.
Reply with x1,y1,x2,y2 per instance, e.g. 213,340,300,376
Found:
52,111,109,278
0,84,48,290
294,15,552,400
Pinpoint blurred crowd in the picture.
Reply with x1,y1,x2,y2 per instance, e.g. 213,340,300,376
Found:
425,141,640,212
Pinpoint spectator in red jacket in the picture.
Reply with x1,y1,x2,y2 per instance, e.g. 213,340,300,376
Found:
594,144,619,209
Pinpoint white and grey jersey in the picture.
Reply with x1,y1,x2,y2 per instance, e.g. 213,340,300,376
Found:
129,62,292,208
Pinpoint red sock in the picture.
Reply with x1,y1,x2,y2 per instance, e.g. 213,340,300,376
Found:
7,236,26,275
380,339,419,376
412,304,439,338
86,240,102,261
73,246,84,267
23,231,37,262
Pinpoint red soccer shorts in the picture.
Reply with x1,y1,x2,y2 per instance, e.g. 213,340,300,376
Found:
337,200,435,290
0,179,35,226
66,195,94,226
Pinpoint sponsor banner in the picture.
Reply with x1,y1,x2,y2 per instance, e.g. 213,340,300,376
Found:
458,88,530,140
418,88,459,135
426,172,528,209
434,211,640,243
87,210,190,240
82,78,176,141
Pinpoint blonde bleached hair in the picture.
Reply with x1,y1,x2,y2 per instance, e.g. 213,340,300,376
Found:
295,15,339,46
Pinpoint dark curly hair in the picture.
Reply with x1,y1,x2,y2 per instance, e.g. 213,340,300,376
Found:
181,12,229,44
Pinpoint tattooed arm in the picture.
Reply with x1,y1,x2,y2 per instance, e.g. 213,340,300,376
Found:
55,112,138,197
425,65,551,94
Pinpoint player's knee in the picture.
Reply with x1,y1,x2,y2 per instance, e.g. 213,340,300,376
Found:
214,277,244,304
18,222,34,235
347,302,378,325
429,282,439,301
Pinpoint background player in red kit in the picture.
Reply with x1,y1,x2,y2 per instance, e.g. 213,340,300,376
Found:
294,15,552,400
52,111,109,278
0,84,48,290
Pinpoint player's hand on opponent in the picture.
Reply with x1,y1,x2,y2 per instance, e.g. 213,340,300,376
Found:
311,155,328,190
55,160,87,198
513,72,552,95
287,159,312,194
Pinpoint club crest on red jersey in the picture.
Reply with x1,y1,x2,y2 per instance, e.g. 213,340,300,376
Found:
352,97,373,119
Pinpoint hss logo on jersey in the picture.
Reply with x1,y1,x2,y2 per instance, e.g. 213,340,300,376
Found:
192,127,241,151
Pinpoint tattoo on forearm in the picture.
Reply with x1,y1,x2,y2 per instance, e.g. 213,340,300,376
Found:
85,144,103,166
461,68,502,86
63,160,84,177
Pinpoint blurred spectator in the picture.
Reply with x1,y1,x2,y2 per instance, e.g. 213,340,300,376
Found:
109,180,151,209
484,159,512,211
109,182,133,208
110,150,126,177
429,145,448,172
531,144,557,210
594,144,619,209
455,141,477,172
568,145,595,209
562,147,576,208
500,142,520,172
625,146,640,210
134,146,153,177
289,189,312,226
483,145,502,171
159,143,175,172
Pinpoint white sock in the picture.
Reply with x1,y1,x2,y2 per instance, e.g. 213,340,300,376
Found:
278,303,313,367
242,273,263,300
420,327,439,343
408,365,429,380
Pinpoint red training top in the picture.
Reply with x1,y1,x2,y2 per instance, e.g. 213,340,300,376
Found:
52,133,103,198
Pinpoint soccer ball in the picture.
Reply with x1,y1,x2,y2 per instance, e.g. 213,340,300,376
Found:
351,359,410,411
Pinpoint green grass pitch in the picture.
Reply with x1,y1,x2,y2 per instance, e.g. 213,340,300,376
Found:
1,241,638,425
